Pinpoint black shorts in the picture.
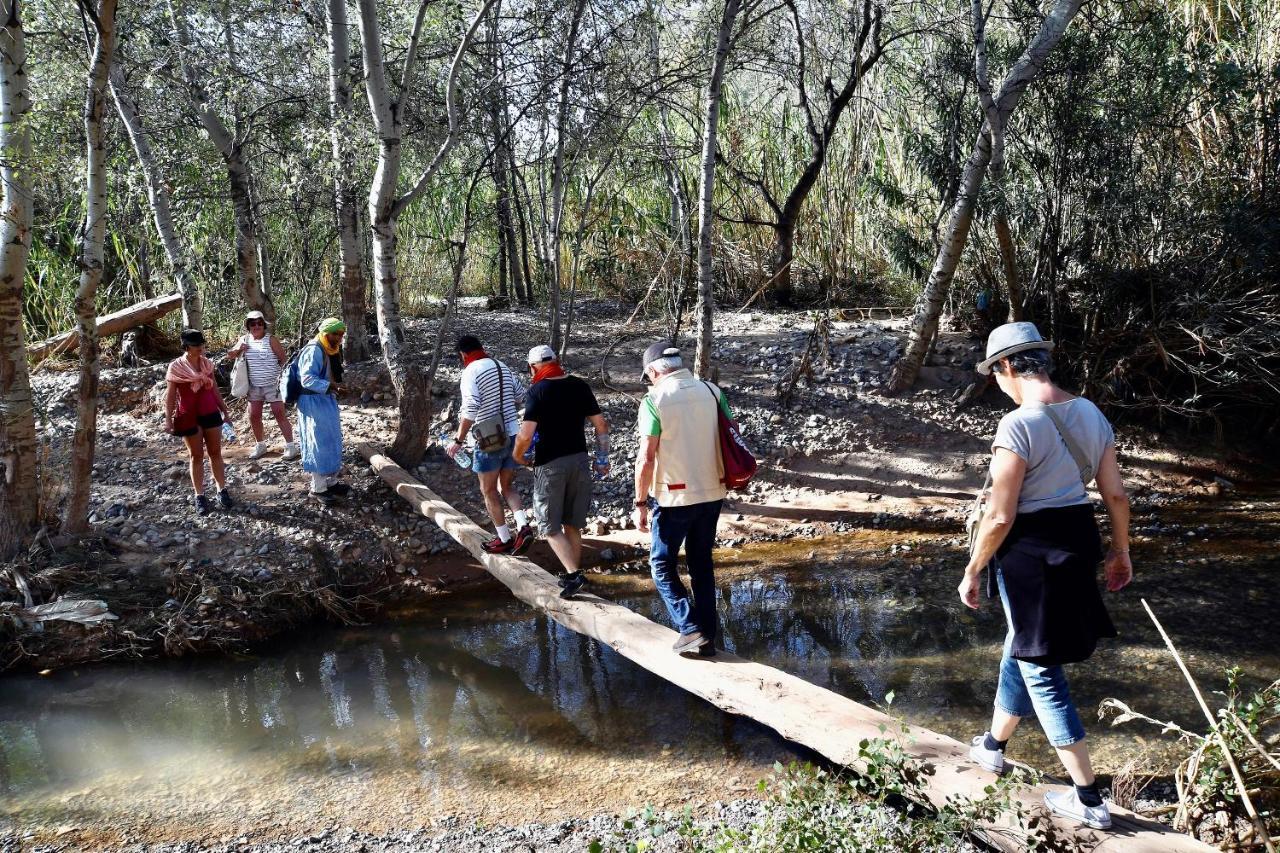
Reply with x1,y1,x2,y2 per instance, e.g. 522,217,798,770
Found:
174,411,224,438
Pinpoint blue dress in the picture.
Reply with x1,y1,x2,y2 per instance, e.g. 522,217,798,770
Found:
290,343,343,475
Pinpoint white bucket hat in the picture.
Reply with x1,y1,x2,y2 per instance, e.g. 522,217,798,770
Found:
976,321,1054,375
527,344,557,365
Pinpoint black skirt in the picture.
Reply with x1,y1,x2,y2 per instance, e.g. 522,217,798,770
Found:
990,503,1117,666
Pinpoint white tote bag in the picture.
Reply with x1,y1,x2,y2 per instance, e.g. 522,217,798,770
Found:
230,336,251,398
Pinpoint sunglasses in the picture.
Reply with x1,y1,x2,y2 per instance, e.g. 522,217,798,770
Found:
247,320,265,327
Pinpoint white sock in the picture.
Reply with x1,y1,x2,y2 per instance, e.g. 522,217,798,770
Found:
513,510,529,528
311,473,327,492
496,524,512,542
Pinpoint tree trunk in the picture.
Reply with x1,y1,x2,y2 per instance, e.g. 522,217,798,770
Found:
545,0,588,352
356,0,494,466
769,218,796,306
326,0,368,362
168,0,275,326
511,159,535,303
0,0,39,559
108,67,203,331
888,0,1084,392
693,0,742,379
993,211,1024,321
65,0,119,534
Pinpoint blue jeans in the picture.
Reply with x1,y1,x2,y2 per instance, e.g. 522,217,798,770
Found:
995,568,1086,747
649,500,723,641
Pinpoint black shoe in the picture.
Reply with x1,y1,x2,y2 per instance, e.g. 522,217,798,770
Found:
511,524,536,556
558,572,586,599
194,494,211,516
327,482,351,497
697,644,718,658
217,488,234,510
673,630,711,656
310,488,335,503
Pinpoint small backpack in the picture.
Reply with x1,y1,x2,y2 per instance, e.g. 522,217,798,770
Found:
282,344,313,406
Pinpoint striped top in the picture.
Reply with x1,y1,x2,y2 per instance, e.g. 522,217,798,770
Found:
242,335,283,388
459,358,526,440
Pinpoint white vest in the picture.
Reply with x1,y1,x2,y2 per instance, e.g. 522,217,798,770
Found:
646,369,726,508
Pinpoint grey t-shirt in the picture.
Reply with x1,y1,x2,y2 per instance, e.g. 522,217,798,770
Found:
992,398,1115,513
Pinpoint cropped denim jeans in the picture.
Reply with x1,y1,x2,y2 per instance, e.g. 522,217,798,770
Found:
994,568,1087,747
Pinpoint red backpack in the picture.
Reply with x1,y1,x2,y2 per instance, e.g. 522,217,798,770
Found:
703,382,758,490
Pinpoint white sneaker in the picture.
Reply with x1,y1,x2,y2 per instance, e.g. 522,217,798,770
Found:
968,733,1005,774
249,441,269,460
282,442,301,461
1044,788,1112,830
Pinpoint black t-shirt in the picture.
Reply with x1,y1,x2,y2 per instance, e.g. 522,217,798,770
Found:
522,375,602,466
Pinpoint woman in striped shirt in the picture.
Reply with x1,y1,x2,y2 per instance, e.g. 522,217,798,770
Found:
228,311,300,460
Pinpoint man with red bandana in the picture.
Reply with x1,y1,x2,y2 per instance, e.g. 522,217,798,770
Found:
447,335,534,554
513,345,610,598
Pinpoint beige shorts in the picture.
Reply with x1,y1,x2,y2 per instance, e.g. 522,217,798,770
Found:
247,384,281,403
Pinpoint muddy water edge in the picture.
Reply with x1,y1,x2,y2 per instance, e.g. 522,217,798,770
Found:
1,490,1277,848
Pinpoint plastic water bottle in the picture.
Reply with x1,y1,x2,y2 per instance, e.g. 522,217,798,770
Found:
439,432,472,469
221,421,237,444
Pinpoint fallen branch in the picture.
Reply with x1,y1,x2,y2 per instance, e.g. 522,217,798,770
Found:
1142,598,1277,853
28,293,183,360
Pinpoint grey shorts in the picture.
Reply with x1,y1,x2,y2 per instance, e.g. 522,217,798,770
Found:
532,452,592,536
247,384,281,403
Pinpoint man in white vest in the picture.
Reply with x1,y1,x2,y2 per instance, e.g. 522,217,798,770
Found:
632,341,732,657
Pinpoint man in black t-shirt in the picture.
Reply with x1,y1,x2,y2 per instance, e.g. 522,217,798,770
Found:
513,345,610,599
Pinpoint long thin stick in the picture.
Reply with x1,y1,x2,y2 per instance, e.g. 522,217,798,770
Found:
1142,598,1277,853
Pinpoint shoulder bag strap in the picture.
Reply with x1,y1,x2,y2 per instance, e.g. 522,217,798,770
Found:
1033,402,1094,486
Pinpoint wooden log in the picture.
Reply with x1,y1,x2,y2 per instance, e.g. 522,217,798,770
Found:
27,293,184,360
359,442,1215,853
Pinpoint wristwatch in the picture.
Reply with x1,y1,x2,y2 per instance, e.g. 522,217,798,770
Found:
634,499,648,508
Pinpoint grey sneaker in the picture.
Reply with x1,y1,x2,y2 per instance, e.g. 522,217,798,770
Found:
1044,788,1112,830
194,494,211,516
673,630,711,656
969,733,1005,774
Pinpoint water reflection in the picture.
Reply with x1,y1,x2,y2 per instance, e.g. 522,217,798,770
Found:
1,536,1276,814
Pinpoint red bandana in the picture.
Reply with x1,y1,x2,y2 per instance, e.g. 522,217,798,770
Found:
461,348,490,368
531,362,567,384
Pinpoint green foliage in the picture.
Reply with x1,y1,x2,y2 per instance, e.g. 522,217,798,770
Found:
589,735,1069,852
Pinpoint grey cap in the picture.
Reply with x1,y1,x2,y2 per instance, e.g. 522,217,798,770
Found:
642,341,680,375
976,321,1054,375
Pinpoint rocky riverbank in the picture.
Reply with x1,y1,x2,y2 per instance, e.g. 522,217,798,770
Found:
2,301,1265,675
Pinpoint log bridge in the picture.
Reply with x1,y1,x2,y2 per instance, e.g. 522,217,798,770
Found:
360,443,1212,852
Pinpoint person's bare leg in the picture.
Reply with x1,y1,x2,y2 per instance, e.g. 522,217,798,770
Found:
478,471,506,528
270,401,294,442
182,434,205,493
564,524,583,566
498,467,524,513
248,400,266,442
545,528,580,572
990,707,1021,742
1055,740,1095,786
204,428,227,490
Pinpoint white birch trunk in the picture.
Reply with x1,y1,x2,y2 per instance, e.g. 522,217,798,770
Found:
356,0,495,465
545,0,587,353
109,67,203,331
65,0,119,534
889,0,1084,392
0,0,39,558
326,0,368,362
693,0,742,379
168,0,275,325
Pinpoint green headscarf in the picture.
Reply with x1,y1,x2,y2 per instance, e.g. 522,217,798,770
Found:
318,317,346,334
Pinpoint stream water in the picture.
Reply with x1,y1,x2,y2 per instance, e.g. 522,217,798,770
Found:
2,497,1277,845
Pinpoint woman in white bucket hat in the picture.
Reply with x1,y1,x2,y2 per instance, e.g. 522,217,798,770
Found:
961,321,1134,830
227,310,300,460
